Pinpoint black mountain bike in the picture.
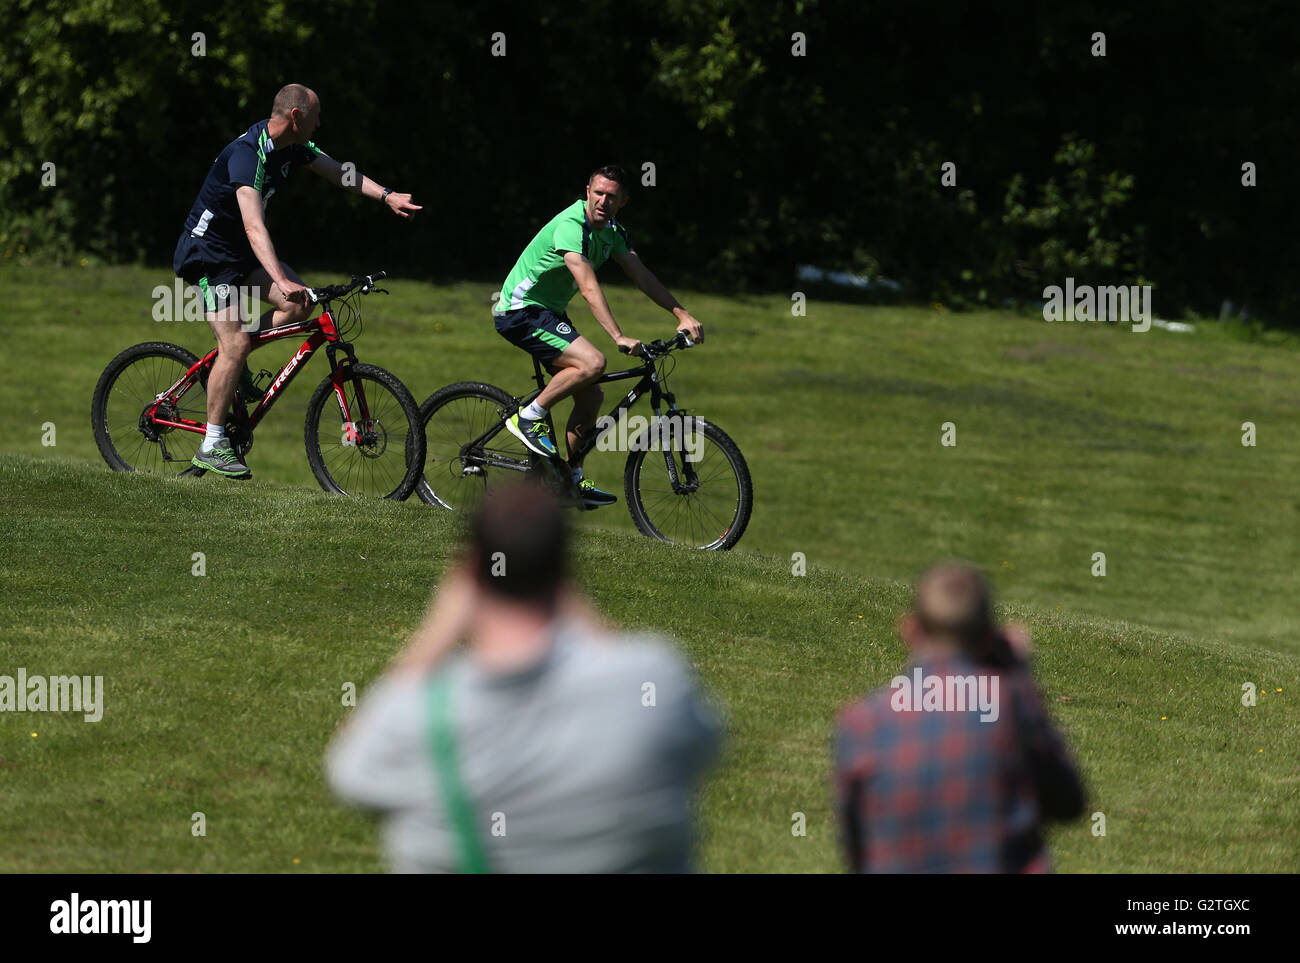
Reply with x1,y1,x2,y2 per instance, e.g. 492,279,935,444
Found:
415,332,753,550
91,271,425,500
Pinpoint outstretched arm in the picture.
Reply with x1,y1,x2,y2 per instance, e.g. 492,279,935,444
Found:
615,251,703,342
308,153,422,219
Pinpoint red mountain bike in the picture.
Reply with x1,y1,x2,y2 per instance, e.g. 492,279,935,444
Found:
91,271,425,500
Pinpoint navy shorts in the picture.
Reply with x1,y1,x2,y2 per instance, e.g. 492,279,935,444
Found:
493,305,581,366
173,233,257,313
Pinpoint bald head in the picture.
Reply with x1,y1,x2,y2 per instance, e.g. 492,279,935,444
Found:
272,83,318,118
911,563,993,652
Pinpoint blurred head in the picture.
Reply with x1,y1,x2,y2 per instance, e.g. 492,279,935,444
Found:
468,481,568,610
901,562,994,656
586,164,630,227
271,83,320,142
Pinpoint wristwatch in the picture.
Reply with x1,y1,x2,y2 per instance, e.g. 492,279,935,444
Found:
381,188,392,202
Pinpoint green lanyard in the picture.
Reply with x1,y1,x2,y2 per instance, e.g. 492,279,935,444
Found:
426,672,490,874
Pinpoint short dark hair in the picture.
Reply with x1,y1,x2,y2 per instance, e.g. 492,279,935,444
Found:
588,164,630,193
468,481,568,606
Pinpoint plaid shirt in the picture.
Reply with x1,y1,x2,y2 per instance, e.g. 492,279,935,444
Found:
834,651,1085,873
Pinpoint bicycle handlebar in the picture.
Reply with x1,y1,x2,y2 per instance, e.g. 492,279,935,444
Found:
632,331,696,359
305,271,388,304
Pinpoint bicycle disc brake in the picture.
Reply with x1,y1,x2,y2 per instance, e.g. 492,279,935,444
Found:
352,418,388,459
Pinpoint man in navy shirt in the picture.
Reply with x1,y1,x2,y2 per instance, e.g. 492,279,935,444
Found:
173,83,420,478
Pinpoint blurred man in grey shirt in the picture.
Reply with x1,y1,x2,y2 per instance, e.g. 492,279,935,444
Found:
327,483,722,873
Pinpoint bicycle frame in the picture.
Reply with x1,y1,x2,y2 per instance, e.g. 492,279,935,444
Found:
147,306,365,441
536,355,696,472
459,349,702,493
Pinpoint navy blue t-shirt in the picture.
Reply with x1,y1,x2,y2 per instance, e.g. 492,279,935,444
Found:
173,120,323,276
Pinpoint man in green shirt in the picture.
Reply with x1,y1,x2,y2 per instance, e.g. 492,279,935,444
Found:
493,165,704,507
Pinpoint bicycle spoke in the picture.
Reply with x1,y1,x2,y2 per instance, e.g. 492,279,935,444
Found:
626,425,750,549
420,386,531,511
94,344,207,475
307,365,422,499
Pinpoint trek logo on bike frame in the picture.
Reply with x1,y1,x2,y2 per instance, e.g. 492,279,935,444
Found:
594,411,705,462
265,343,311,402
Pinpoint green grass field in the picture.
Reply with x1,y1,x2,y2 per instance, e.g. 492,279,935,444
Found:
1,263,1297,872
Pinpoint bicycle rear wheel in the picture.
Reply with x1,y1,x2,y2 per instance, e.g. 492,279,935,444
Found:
304,363,425,500
623,416,753,550
414,382,533,510
91,342,206,474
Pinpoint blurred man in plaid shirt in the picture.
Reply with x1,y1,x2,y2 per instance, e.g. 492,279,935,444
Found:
834,563,1086,873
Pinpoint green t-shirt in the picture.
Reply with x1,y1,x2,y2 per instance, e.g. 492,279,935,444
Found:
494,199,631,316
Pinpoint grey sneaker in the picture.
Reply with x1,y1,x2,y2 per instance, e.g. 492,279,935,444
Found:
507,412,559,457
191,440,252,478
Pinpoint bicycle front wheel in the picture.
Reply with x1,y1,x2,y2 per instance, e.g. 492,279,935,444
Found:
624,416,753,550
304,363,425,500
414,382,533,511
91,341,206,475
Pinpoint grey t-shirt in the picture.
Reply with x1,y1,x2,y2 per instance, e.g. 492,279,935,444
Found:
326,624,722,873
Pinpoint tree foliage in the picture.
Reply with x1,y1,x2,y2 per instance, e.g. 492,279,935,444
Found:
3,0,1297,323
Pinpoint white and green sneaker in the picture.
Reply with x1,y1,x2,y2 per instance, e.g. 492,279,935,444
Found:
191,440,252,478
